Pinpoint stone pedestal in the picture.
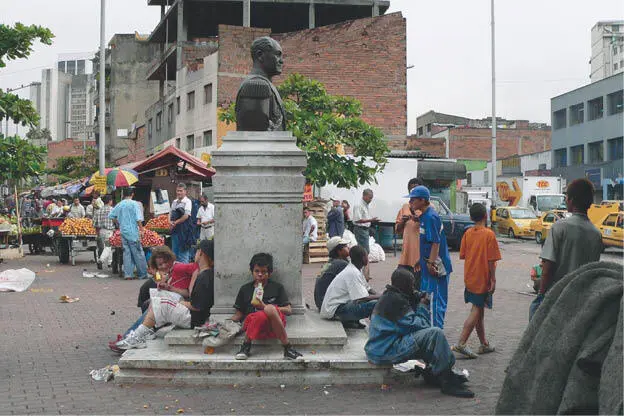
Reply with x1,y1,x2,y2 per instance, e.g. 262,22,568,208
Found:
211,131,307,314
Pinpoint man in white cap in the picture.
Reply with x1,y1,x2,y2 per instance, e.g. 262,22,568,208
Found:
314,236,350,310
326,196,345,238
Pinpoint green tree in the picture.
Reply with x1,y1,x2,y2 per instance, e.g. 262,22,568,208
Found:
26,127,52,143
47,147,98,183
220,74,389,188
0,23,53,185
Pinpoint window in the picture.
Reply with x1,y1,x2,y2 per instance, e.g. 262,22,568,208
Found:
175,137,181,148
614,45,618,55
168,104,173,124
554,148,567,167
484,170,489,185
466,173,472,185
570,145,584,165
186,135,195,151
426,123,431,134
553,109,567,129
417,127,423,136
203,130,213,147
589,141,604,163
148,119,153,139
587,97,603,120
621,59,624,68
544,214,555,223
187,91,195,111
608,90,623,115
176,97,181,114
204,83,213,104
608,137,623,160
615,63,619,71
569,103,584,125
603,214,618,227
156,111,162,131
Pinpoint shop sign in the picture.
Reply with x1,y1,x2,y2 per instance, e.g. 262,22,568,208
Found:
92,175,107,194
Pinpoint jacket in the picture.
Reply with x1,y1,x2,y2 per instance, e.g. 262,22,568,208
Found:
327,206,345,238
365,285,431,365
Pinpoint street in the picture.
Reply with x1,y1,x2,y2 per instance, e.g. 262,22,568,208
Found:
1,238,622,415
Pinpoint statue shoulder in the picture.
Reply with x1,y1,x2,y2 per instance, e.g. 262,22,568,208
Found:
237,76,272,99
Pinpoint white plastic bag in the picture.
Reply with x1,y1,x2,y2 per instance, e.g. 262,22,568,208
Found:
0,268,36,292
99,246,112,265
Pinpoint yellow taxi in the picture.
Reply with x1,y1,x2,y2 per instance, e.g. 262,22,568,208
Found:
530,210,571,245
597,212,624,249
496,206,537,239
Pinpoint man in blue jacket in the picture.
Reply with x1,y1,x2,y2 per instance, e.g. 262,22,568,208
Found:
365,268,474,398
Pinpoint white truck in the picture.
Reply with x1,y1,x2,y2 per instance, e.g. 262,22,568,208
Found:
495,176,566,215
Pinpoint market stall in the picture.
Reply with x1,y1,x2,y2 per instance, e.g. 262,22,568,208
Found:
56,218,98,265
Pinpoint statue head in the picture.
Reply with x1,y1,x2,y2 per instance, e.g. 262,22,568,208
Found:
251,37,283,77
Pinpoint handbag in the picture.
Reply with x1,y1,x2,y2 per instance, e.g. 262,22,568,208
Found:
425,256,447,277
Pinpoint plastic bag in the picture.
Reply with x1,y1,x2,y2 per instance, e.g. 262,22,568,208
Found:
99,246,112,265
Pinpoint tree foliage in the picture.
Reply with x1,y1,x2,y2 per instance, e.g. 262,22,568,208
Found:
26,127,52,143
47,147,98,184
0,135,47,184
220,74,389,188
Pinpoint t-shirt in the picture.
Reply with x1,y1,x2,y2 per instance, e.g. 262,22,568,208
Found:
109,199,144,242
303,215,318,241
189,268,214,327
320,263,369,319
396,203,420,268
540,213,602,291
170,262,199,289
197,203,215,227
418,206,453,277
68,204,85,218
314,259,349,310
234,280,290,317
353,199,371,228
459,226,501,294
171,196,192,216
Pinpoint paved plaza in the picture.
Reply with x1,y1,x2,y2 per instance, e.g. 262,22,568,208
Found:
1,239,622,415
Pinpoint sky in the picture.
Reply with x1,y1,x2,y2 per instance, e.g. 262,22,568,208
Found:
0,0,622,136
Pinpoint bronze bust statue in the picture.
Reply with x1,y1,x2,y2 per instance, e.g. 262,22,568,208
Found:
235,36,286,131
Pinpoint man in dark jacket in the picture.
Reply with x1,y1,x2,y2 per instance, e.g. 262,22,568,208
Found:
327,197,345,238
365,268,474,398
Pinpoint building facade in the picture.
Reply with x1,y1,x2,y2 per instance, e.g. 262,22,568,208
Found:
140,0,404,161
590,20,624,83
551,73,623,201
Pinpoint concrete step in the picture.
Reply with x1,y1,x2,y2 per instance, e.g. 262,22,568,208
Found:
116,330,395,386
164,312,349,347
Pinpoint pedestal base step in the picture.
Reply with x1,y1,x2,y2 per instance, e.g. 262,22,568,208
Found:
116,330,394,386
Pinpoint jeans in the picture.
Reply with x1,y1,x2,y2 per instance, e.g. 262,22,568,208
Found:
407,327,456,376
124,310,147,337
529,293,544,321
334,300,377,322
122,236,148,279
353,226,370,252
171,232,191,263
420,273,449,329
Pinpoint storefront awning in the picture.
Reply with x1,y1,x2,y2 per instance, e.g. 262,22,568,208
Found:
133,146,215,180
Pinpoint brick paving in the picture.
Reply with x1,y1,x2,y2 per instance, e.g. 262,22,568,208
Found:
1,240,622,414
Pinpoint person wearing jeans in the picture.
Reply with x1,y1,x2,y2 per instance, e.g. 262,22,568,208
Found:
109,187,147,280
320,245,380,328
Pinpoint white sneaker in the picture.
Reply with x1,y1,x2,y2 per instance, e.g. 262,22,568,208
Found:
117,327,154,350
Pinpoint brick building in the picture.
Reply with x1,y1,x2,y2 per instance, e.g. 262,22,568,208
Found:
46,138,97,170
114,124,147,166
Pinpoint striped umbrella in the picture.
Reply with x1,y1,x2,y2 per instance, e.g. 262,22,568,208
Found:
88,168,114,185
106,168,139,187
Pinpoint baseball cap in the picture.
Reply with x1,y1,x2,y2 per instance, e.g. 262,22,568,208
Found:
198,239,214,259
327,236,349,253
330,195,340,201
405,185,430,201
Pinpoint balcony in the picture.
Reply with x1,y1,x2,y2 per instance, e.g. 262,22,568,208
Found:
146,43,177,81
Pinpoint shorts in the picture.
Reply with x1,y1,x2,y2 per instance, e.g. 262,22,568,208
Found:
152,297,191,328
242,309,287,340
464,289,493,309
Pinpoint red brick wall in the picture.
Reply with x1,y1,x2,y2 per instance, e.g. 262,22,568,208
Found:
115,125,147,165
217,12,407,137
47,139,97,170
447,128,551,160
388,137,446,157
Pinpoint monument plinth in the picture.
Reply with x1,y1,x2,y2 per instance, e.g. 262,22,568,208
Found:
211,130,307,314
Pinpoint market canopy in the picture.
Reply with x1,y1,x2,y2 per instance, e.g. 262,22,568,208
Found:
133,146,215,180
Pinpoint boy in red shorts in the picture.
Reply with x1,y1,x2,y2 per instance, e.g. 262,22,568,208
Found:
231,253,303,361
452,203,501,359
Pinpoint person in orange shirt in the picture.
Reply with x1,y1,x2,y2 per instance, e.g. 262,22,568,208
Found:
395,177,423,287
452,203,501,359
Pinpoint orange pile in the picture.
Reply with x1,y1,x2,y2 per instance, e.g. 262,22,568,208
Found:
59,218,97,236
145,214,170,232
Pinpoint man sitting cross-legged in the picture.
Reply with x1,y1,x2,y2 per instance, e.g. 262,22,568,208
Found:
320,245,379,328
365,268,475,398
116,239,215,350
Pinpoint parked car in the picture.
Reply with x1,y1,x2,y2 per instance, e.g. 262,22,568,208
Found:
530,210,571,245
496,206,537,239
597,212,624,249
430,196,474,249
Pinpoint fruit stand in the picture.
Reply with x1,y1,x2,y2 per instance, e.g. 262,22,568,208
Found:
57,218,98,265
109,229,165,277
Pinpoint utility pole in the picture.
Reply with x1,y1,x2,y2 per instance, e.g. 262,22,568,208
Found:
490,0,497,208
98,0,106,176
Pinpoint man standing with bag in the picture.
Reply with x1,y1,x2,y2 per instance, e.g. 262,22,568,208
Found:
170,183,193,263
407,186,452,329
109,188,148,280
94,195,115,268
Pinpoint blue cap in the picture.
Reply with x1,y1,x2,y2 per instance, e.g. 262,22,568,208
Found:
405,185,430,200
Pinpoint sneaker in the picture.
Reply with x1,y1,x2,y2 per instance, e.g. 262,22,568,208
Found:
108,334,124,353
478,344,495,354
283,344,303,361
440,379,475,398
451,343,478,359
117,327,154,350
235,342,252,360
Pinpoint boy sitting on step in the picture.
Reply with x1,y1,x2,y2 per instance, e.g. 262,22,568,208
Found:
231,253,303,361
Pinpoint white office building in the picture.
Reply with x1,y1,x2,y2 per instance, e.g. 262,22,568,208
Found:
590,20,624,83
